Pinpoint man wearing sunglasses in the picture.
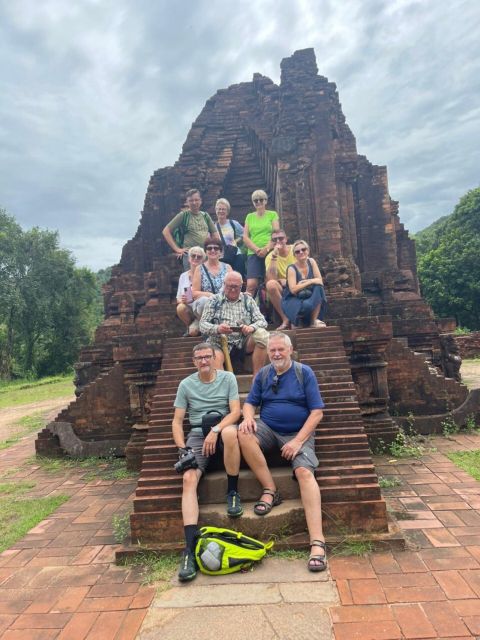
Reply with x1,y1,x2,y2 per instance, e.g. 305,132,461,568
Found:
172,341,242,582
265,229,295,330
238,331,327,573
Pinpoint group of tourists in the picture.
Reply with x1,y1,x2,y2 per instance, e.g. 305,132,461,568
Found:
162,189,328,583
164,188,327,340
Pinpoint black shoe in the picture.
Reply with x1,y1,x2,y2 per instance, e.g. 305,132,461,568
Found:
178,549,197,582
226,490,243,517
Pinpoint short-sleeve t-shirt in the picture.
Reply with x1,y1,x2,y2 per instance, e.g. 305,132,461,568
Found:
176,271,193,303
216,220,244,253
174,370,239,429
245,211,279,254
265,246,295,279
246,363,324,433
167,210,216,249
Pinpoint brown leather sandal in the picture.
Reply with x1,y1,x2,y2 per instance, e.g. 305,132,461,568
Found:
253,489,282,516
308,540,327,572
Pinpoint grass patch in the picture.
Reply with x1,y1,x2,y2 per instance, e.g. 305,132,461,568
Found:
0,412,46,450
330,539,374,557
0,481,36,496
378,476,402,489
0,374,74,409
271,548,307,560
0,492,69,553
447,450,480,482
30,454,138,481
112,512,132,544
121,552,178,588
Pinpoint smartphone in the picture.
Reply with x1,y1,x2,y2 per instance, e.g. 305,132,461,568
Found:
184,286,193,304
229,325,243,332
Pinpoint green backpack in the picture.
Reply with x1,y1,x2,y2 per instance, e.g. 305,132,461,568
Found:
195,526,274,575
172,210,210,248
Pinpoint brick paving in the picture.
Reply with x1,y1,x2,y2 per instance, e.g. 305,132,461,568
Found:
1,431,480,639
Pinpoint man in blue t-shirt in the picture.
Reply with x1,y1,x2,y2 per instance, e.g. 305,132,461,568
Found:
239,331,327,572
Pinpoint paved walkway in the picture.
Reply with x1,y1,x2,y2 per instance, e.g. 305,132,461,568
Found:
0,431,479,639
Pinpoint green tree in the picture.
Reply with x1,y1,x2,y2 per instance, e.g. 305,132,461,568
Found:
415,187,480,330
0,208,99,378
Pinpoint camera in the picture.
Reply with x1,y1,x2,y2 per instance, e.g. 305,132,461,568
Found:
174,447,198,473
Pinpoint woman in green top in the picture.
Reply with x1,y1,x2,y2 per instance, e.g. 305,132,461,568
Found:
243,189,279,296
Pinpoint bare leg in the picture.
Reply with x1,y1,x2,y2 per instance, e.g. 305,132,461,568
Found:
238,432,276,508
176,303,193,328
294,467,325,567
266,280,289,326
213,348,225,371
246,277,258,297
245,336,266,377
182,468,202,525
221,426,240,475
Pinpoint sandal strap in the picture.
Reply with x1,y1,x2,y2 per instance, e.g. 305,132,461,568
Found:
310,540,326,549
261,489,276,497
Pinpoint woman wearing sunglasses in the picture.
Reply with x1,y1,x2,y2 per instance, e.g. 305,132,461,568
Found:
191,238,232,321
176,246,206,336
281,240,327,328
243,189,279,296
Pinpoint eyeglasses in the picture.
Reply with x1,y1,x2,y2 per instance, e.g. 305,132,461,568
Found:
225,284,241,290
294,247,307,255
194,354,213,361
253,198,265,204
272,237,286,243
190,254,203,260
206,246,221,252
271,375,279,394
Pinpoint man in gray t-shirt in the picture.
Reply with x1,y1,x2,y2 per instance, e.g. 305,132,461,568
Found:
172,342,241,582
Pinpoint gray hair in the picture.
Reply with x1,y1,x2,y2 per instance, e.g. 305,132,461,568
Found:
268,332,292,347
188,246,206,259
192,342,215,356
215,198,231,214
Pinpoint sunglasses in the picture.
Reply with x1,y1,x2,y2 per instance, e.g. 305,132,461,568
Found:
190,254,203,260
271,375,279,394
294,247,307,255
272,237,286,243
206,245,221,251
253,198,266,204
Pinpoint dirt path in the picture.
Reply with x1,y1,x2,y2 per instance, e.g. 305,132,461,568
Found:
0,395,74,443
461,358,480,389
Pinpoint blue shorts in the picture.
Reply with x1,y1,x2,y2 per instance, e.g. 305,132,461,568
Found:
246,254,266,279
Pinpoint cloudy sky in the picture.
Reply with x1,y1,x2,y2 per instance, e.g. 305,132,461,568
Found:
1,0,479,271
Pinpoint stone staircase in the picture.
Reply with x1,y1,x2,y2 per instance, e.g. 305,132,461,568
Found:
130,327,389,546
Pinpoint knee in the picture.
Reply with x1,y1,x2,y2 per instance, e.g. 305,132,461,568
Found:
294,466,314,484
182,469,198,491
221,426,238,446
238,430,257,449
266,279,278,294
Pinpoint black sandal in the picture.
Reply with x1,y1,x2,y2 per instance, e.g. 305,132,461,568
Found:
253,488,282,516
308,540,327,572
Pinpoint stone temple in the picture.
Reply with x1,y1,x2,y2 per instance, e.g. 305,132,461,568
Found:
36,49,478,545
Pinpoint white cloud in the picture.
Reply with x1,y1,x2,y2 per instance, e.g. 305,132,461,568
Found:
1,0,479,268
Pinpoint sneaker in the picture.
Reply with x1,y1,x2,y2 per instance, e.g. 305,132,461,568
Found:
189,319,200,336
226,490,243,517
178,549,197,582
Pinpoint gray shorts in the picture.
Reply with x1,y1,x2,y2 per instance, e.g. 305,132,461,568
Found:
255,418,318,475
185,429,233,474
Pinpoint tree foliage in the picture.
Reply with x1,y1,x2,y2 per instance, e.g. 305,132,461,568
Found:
415,187,480,330
0,208,99,379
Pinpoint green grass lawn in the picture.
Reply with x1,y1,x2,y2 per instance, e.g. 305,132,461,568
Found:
0,412,46,450
0,481,69,553
447,449,480,482
0,374,74,408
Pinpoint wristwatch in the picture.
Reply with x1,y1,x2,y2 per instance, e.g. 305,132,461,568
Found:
212,426,221,434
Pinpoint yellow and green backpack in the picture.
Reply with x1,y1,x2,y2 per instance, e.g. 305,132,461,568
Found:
195,526,274,575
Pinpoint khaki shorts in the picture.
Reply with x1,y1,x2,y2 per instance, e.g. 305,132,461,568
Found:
255,418,318,475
